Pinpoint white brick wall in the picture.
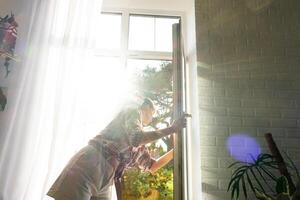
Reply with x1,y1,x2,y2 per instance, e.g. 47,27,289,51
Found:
195,0,300,199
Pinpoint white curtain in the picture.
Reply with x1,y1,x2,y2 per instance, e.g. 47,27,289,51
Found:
0,0,126,199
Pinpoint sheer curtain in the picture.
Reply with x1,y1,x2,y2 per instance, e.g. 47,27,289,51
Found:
0,0,127,199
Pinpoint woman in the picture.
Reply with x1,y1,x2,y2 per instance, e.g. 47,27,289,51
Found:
47,98,190,200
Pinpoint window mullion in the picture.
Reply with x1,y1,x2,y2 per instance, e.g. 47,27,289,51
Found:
121,11,130,68
127,50,172,61
154,17,156,51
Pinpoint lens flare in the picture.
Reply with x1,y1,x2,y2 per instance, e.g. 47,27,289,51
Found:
226,134,261,163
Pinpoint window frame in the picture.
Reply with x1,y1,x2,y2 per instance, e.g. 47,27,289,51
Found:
97,9,187,200
96,10,182,66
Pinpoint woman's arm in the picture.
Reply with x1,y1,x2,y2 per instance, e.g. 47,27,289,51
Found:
138,127,175,145
138,113,191,145
149,149,174,173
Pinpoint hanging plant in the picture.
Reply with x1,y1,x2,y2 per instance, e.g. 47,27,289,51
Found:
0,13,18,77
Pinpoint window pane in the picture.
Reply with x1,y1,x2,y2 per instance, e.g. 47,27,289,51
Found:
74,56,124,148
79,56,126,123
95,13,121,49
155,18,180,52
129,16,155,51
126,59,173,131
129,15,180,52
124,59,174,199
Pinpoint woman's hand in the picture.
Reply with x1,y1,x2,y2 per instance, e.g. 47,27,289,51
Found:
149,149,174,173
139,113,191,145
171,113,192,132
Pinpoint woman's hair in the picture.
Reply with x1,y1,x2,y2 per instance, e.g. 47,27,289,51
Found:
141,98,155,110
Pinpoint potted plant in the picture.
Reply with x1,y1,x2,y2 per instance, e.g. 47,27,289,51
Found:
227,133,300,200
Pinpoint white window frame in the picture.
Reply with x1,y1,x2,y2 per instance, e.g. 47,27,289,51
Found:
97,9,189,200
96,9,184,66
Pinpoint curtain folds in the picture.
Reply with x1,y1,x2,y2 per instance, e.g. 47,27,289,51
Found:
0,0,106,199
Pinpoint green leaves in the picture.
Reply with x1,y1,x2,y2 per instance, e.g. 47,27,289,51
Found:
284,152,300,182
123,166,173,199
276,176,289,195
228,153,278,199
228,153,300,199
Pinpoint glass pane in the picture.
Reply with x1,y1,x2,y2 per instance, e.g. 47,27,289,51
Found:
129,15,180,52
73,56,125,148
95,13,121,49
155,18,180,52
129,16,155,51
79,56,126,126
126,59,173,137
124,59,174,199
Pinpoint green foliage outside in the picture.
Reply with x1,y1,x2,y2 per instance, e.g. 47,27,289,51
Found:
122,145,173,200
122,166,173,200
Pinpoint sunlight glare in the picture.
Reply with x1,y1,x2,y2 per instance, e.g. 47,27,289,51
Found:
95,14,121,49
74,56,132,148
129,16,154,51
155,18,179,52
226,134,261,163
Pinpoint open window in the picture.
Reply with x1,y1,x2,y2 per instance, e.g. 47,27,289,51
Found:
87,12,186,199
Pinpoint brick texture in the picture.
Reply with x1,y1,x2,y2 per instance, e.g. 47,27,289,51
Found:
195,0,300,199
